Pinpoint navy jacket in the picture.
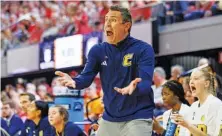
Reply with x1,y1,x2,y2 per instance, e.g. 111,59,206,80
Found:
52,122,86,136
21,117,54,136
74,35,155,122
7,114,24,136
1,118,9,135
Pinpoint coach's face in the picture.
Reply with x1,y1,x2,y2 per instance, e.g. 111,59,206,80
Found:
104,10,131,45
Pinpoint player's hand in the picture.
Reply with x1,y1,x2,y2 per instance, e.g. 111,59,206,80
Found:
114,78,141,95
153,117,164,134
171,114,190,128
55,71,76,88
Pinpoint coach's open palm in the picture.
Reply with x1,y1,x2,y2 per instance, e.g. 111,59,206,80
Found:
55,71,76,88
114,78,142,95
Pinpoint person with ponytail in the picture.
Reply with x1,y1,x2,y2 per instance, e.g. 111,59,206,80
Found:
173,67,222,136
153,80,190,136
48,105,86,136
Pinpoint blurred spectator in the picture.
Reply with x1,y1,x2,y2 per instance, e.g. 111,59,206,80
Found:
130,1,153,23
41,18,59,41
170,65,184,81
43,93,54,102
1,101,24,136
84,1,99,27
1,28,19,56
51,77,67,95
15,78,26,94
165,1,188,23
85,83,104,122
37,84,48,100
152,67,167,117
26,83,40,100
211,1,222,16
27,14,44,44
4,84,21,112
96,1,109,24
0,90,10,103
73,3,92,34
198,57,210,67
152,2,166,26
66,2,78,17
184,1,214,21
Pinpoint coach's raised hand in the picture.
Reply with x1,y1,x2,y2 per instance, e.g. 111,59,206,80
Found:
55,71,76,88
114,78,142,95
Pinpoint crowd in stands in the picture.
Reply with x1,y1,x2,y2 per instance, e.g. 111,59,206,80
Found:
152,1,222,25
0,72,104,123
1,1,222,57
0,1,155,57
0,70,103,135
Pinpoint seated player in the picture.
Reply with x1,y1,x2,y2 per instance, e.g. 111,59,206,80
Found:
48,105,86,136
173,67,222,136
21,101,54,136
153,80,190,136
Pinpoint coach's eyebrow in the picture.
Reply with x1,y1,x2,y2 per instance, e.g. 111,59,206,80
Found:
105,15,117,18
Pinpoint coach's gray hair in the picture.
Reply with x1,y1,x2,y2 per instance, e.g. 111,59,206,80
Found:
110,5,132,33
154,67,166,79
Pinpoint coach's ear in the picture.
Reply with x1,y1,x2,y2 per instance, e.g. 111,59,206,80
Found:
124,22,131,33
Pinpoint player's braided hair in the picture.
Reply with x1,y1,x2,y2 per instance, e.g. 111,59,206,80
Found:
199,67,216,96
163,80,190,106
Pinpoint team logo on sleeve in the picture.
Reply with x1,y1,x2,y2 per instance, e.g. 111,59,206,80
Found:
122,53,134,67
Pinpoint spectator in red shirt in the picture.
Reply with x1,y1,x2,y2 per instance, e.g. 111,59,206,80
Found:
73,3,92,34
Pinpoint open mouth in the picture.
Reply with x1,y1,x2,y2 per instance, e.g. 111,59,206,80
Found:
106,31,113,36
190,86,196,92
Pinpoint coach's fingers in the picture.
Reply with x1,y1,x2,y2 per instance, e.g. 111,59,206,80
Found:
114,87,122,93
55,71,66,77
58,77,65,82
114,87,128,95
120,87,131,95
121,88,128,95
133,78,142,84
61,80,69,86
114,87,131,95
128,88,134,95
65,81,76,88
